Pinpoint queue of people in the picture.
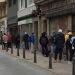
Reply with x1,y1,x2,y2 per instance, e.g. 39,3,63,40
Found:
39,29,75,63
2,29,75,63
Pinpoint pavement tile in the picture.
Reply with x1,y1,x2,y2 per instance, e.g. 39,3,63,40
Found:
0,46,72,75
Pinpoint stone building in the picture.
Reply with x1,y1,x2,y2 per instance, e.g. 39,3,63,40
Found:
18,0,39,48
7,0,18,38
34,0,75,36
0,0,7,36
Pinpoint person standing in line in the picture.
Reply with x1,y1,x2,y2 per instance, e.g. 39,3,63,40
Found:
2,33,8,50
70,35,75,62
39,32,48,57
65,30,72,61
54,29,65,63
50,32,56,55
30,33,35,53
15,34,20,48
23,32,29,50
7,32,13,49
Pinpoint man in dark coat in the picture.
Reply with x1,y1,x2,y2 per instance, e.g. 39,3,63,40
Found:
15,34,20,48
23,32,29,50
54,29,65,63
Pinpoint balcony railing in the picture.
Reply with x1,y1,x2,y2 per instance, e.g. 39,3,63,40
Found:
40,2,75,16
34,0,45,3
34,0,65,4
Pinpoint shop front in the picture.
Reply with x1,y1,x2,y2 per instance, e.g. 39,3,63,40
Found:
48,16,72,35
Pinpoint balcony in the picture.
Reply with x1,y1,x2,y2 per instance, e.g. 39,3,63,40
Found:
0,0,6,8
34,0,65,4
0,0,6,18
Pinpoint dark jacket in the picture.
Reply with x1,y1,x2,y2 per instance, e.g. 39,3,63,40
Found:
55,33,65,48
15,35,20,44
40,36,48,46
23,34,29,42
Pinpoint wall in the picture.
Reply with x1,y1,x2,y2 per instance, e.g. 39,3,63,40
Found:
18,0,36,18
7,0,18,25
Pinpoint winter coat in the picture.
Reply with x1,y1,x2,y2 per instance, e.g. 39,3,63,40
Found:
23,34,29,42
39,36,48,46
7,34,12,42
15,35,20,44
55,33,65,48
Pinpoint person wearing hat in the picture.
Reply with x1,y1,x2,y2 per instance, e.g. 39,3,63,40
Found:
65,30,72,61
54,29,65,63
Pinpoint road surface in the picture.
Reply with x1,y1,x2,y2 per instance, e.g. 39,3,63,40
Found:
0,52,56,75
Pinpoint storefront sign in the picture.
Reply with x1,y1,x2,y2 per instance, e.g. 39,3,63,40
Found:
18,18,32,25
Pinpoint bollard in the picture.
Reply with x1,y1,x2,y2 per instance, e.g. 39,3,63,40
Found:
23,48,25,59
17,46,19,56
34,49,37,63
49,52,52,69
11,44,13,54
72,54,75,75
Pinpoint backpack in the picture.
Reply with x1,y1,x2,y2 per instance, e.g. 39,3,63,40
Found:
66,38,72,47
72,38,75,49
40,37,48,45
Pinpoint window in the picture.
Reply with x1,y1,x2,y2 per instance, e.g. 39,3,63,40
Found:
67,0,73,4
13,0,17,4
8,0,12,7
27,0,33,6
21,0,23,8
25,0,27,8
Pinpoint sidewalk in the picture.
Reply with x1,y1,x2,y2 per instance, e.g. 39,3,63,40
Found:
0,46,72,75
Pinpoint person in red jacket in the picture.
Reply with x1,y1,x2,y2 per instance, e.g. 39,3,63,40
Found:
7,32,12,49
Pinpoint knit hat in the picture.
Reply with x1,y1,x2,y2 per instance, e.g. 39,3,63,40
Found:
58,29,62,33
25,32,27,34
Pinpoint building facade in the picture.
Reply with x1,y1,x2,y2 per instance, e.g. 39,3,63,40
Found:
18,0,39,48
7,0,18,38
34,0,75,36
0,0,7,35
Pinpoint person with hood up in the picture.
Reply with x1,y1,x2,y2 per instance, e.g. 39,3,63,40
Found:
39,32,48,57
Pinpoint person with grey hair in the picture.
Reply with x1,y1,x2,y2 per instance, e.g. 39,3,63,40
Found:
54,29,65,63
